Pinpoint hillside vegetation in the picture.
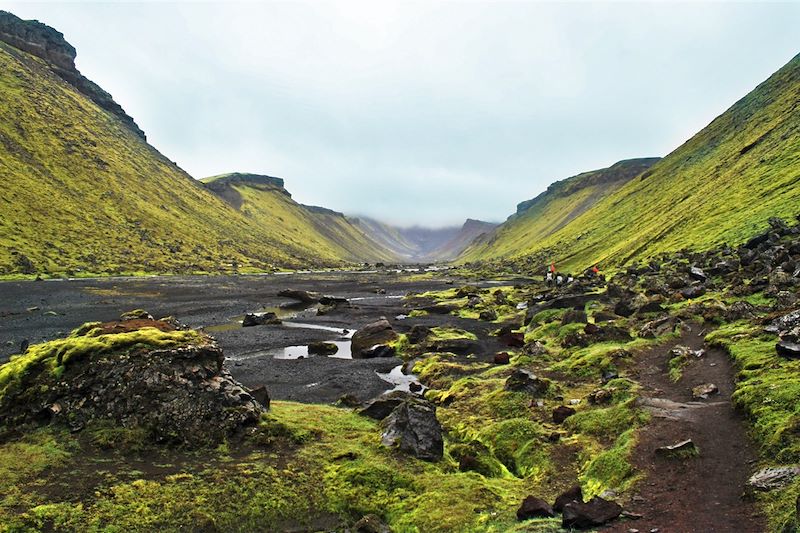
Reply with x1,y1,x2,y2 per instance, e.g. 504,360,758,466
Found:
461,52,800,273
460,158,659,265
0,20,395,277
201,174,395,264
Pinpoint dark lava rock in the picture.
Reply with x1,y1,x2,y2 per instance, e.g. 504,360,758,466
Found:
494,352,511,365
614,300,635,318
242,312,281,327
689,266,708,282
359,391,415,420
523,340,548,356
426,338,479,355
516,496,555,520
525,293,605,325
351,319,399,358
408,325,431,344
777,341,800,358
277,288,321,303
479,309,498,321
498,331,525,348
554,485,583,512
361,344,397,358
381,398,443,461
250,385,270,409
0,331,264,447
636,300,665,314
420,304,458,315
409,382,423,393
562,496,622,529
592,310,618,323
308,341,338,356
504,369,551,396
319,295,349,306
552,405,576,424
587,389,614,405
353,514,392,533
562,309,588,325
765,310,800,336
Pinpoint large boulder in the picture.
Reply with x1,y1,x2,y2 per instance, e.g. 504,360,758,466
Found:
359,391,416,420
561,496,622,529
0,321,265,447
351,319,399,358
381,398,443,461
516,496,555,520
748,466,800,491
242,312,281,327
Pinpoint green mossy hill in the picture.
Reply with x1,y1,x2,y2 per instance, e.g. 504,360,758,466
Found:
0,17,396,277
201,173,398,264
460,158,659,263
460,52,800,273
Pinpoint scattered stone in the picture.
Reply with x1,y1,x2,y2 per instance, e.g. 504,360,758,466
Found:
498,331,525,348
319,295,349,306
748,466,800,491
353,514,392,533
554,485,583,512
351,319,398,358
562,496,622,529
381,398,443,461
691,383,719,400
776,340,800,358
408,325,430,344
277,289,321,303
516,496,555,520
493,352,511,365
425,337,478,355
359,391,415,420
655,439,698,458
479,309,497,321
504,369,551,396
689,266,708,282
680,285,706,299
248,385,270,409
765,310,800,336
621,511,644,520
587,388,614,405
242,312,281,327
308,341,338,356
523,340,548,356
561,309,588,325
361,344,397,358
336,394,362,408
409,382,423,393
552,405,576,424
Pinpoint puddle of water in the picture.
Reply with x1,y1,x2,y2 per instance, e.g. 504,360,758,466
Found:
376,364,424,393
349,295,404,302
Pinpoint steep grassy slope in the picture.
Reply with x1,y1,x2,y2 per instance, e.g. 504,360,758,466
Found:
201,174,396,263
460,158,659,263
0,16,396,277
461,53,800,273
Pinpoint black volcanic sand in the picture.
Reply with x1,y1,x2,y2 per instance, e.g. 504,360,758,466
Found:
0,271,515,403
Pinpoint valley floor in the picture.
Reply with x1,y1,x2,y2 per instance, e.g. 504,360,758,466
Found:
0,266,796,532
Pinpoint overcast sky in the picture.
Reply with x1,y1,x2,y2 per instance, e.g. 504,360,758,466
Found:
4,1,799,226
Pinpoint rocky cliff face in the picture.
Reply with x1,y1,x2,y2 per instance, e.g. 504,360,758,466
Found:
0,10,145,139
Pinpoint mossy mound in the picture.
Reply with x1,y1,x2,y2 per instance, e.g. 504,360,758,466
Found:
0,320,266,447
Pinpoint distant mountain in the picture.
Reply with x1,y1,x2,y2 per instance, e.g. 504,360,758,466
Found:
460,158,660,263
460,51,800,272
0,11,396,276
354,217,497,262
